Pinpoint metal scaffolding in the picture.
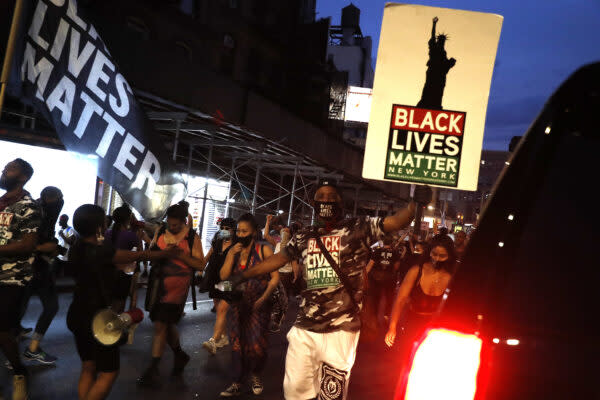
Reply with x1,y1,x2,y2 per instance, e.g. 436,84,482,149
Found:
0,89,402,228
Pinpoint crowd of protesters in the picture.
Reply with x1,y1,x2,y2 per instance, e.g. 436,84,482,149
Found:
0,158,471,400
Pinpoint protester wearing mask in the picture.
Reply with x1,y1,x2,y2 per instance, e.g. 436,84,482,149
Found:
17,186,64,365
67,204,177,400
218,214,279,397
269,226,298,333
384,235,456,358
230,180,429,400
138,204,205,386
56,214,75,275
104,205,143,313
0,159,40,400
365,236,402,329
201,217,236,355
453,230,468,262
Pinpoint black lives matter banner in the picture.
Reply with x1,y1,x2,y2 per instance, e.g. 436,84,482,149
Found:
384,104,466,187
7,0,185,218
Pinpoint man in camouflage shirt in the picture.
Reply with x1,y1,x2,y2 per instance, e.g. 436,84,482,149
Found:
0,158,41,399
235,181,430,400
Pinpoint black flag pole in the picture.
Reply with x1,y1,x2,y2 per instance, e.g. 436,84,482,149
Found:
0,0,24,118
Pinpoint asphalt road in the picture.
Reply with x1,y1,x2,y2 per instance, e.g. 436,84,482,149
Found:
1,283,401,400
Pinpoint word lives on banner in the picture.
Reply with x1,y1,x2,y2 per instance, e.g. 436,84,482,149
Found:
7,0,186,217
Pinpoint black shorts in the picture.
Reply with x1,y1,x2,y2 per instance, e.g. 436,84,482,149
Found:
149,302,185,324
0,285,25,332
114,271,132,301
67,307,120,372
72,329,120,372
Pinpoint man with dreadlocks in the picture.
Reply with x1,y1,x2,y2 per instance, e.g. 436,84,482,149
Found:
417,16,457,110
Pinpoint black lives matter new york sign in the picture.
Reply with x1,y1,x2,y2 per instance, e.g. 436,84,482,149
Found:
384,105,466,187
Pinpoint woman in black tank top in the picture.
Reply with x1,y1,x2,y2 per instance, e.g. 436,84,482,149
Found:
384,235,456,350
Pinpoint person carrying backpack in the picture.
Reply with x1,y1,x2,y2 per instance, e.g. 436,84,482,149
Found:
218,213,279,397
137,203,205,387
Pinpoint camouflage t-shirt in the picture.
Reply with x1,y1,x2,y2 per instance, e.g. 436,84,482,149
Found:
285,216,385,333
0,192,41,286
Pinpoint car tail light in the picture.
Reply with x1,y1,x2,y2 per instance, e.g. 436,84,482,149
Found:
402,328,483,400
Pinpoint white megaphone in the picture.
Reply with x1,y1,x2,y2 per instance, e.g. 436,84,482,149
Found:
92,308,144,346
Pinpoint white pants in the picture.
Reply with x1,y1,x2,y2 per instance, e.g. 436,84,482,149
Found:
284,326,360,400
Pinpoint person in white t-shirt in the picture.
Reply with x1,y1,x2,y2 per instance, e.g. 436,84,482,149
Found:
57,214,74,261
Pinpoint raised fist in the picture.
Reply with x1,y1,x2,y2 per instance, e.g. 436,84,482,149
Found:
433,16,439,23
413,185,433,206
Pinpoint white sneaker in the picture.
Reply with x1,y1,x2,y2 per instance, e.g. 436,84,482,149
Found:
202,338,217,355
251,375,263,395
12,374,28,400
216,335,229,348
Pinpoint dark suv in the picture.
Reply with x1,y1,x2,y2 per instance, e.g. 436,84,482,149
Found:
393,63,599,400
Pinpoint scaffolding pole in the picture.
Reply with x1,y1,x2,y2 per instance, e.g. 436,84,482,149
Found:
275,175,283,212
197,135,213,236
251,160,261,214
224,158,235,218
287,163,298,226
172,120,181,161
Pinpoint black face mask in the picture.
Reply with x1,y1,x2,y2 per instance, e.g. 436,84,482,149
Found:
235,235,253,247
432,259,452,270
315,201,342,221
0,175,19,191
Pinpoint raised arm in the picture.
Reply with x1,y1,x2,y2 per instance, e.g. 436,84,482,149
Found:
263,215,277,248
383,201,416,233
431,16,438,40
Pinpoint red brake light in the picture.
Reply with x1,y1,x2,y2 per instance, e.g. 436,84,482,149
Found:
403,328,483,400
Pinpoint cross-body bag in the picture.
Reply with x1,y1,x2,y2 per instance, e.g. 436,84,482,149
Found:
308,231,360,315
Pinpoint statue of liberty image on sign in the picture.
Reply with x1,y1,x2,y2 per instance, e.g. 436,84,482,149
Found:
417,17,457,110
384,16,466,187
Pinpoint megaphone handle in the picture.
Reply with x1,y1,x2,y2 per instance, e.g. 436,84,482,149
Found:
129,271,140,310
127,323,139,345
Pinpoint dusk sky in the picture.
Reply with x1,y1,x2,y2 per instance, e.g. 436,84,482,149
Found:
317,0,599,150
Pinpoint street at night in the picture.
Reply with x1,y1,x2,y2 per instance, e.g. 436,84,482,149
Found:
1,0,597,399
1,284,398,399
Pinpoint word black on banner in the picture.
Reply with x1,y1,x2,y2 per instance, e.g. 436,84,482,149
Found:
7,0,186,217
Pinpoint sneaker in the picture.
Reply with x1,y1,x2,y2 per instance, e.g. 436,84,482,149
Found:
202,338,217,355
171,351,190,376
137,367,160,387
251,375,263,395
220,383,241,397
12,374,28,400
216,335,229,348
23,348,57,364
